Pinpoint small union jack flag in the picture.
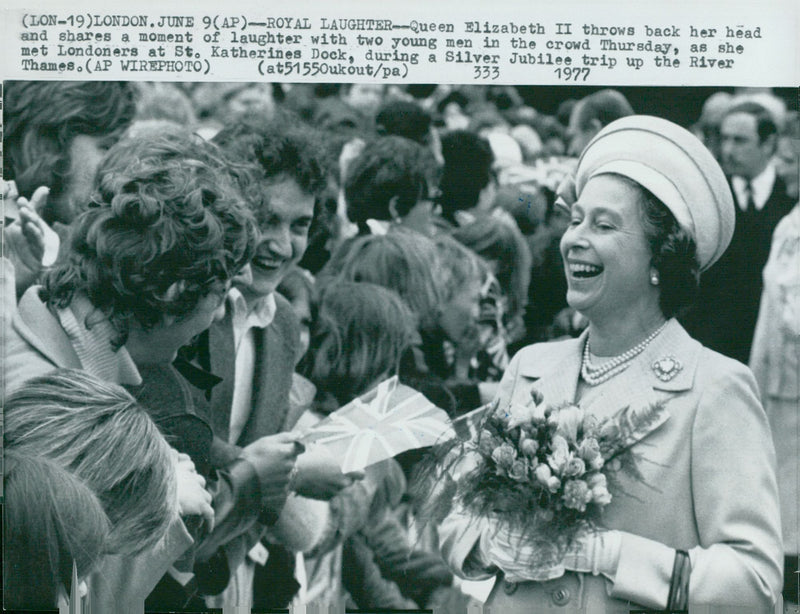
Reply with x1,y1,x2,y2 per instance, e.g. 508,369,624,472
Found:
300,377,454,473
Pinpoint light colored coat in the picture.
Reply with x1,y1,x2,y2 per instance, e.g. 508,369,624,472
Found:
439,318,783,611
5,276,193,614
750,204,800,554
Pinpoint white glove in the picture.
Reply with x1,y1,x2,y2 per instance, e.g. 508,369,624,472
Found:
562,528,622,580
479,523,567,583
479,524,623,583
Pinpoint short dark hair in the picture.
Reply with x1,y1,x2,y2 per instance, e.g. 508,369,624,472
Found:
42,132,257,346
376,100,433,145
723,101,779,144
439,130,495,220
344,136,437,233
576,89,634,130
3,81,136,209
631,178,700,319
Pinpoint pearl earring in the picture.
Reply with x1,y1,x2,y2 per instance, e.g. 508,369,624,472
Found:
650,272,660,286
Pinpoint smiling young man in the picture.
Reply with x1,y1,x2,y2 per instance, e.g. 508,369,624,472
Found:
206,112,325,452
173,113,351,609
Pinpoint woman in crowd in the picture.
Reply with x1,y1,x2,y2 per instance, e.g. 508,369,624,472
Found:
750,114,800,609
3,369,200,609
438,116,783,610
344,136,441,237
451,212,533,347
320,230,491,416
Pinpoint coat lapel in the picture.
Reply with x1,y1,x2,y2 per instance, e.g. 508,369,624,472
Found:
516,334,582,407
207,310,236,443
14,286,81,369
513,320,701,450
240,318,293,445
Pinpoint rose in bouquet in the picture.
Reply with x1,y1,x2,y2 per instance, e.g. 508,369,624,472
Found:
417,396,665,575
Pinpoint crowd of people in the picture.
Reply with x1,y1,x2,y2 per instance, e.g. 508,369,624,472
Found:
2,80,798,612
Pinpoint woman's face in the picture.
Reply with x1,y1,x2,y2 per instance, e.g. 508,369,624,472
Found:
400,190,442,237
559,174,661,325
438,277,483,348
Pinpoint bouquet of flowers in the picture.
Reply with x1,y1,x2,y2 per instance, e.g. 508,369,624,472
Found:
417,397,665,573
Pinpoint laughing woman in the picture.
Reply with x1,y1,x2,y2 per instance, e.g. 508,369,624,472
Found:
438,116,783,611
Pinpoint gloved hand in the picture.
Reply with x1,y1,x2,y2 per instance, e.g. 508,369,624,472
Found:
562,528,622,580
479,523,566,583
479,524,623,583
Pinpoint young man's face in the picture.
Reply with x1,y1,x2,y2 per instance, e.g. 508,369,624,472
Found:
127,283,229,365
245,177,315,297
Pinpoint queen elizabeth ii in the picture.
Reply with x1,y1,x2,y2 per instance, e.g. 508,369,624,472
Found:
438,116,783,611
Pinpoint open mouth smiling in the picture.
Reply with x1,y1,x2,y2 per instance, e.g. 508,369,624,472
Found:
568,262,604,278
253,255,284,272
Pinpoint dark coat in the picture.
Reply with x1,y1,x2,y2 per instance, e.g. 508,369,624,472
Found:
682,174,794,363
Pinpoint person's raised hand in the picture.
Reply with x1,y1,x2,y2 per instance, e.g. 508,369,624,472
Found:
3,183,60,295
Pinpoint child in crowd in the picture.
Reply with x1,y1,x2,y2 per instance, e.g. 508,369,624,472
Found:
290,281,456,610
3,369,206,609
4,452,110,609
451,212,532,353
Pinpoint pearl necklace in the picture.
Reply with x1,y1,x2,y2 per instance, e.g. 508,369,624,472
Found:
581,321,668,386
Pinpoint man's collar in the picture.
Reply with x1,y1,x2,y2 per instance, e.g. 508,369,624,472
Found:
732,164,776,211
228,287,277,331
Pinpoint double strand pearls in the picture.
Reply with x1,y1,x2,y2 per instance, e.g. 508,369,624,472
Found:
581,321,668,386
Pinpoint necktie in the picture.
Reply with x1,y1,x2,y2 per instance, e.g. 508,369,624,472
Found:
743,180,755,212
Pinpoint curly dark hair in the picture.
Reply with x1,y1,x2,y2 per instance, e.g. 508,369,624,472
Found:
632,179,700,319
41,132,258,347
3,81,136,220
213,110,330,226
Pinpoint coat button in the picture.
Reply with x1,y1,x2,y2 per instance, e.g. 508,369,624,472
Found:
503,580,518,595
551,586,571,606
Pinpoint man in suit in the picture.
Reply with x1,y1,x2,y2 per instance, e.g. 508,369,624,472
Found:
683,100,794,363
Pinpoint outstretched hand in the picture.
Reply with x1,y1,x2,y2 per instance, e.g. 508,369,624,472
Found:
292,444,364,500
242,432,305,509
